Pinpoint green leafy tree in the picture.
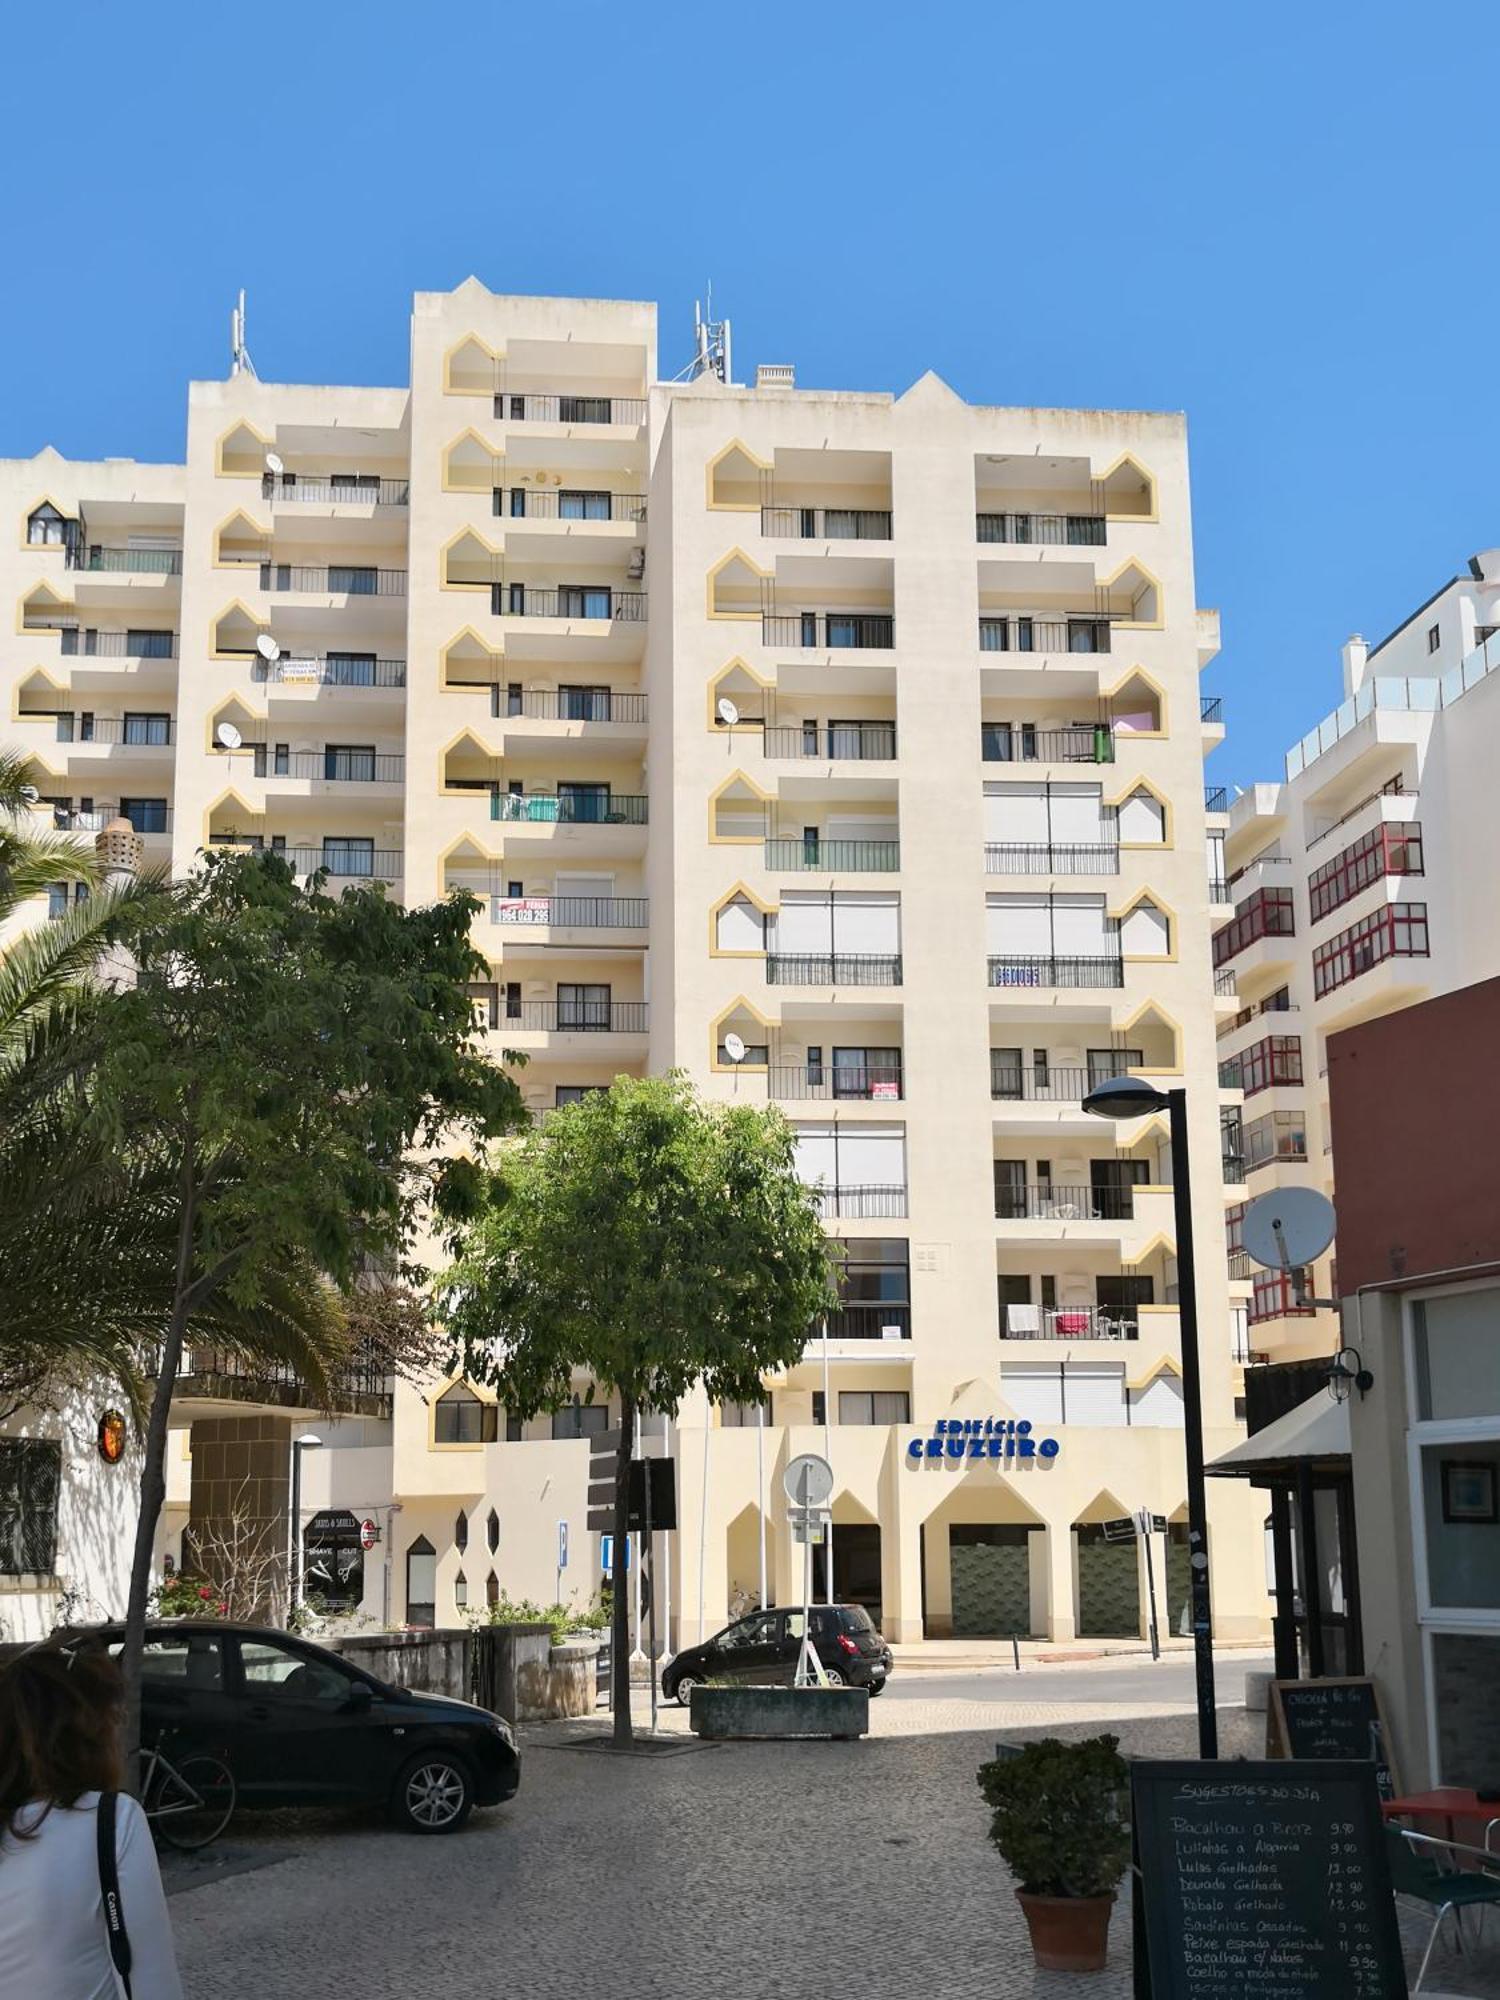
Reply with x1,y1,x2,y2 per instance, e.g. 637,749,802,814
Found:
92,850,525,1767
440,1073,834,1743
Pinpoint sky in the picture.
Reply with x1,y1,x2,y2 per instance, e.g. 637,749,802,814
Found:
1,0,1495,792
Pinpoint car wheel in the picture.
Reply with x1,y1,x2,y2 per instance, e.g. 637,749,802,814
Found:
867,1679,887,1696
393,1752,473,1834
673,1674,699,1707
823,1667,846,1687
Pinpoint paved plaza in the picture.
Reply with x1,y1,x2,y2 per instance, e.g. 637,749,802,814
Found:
166,1656,1500,2000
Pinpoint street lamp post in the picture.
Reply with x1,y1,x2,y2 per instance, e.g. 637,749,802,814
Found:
1082,1075,1217,1759
288,1432,323,1622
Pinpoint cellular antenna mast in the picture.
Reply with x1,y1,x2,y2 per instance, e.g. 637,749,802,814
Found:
230,289,257,379
673,287,732,385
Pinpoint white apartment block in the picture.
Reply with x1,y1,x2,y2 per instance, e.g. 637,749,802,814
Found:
0,280,1268,1647
1218,552,1500,1363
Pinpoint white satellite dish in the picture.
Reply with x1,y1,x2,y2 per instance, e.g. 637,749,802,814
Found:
1242,1187,1336,1273
19,784,39,805
722,1032,747,1063
716,697,739,727
255,633,281,662
265,451,285,476
215,722,243,751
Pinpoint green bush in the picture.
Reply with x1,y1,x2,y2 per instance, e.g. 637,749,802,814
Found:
975,1735,1130,1899
475,1592,610,1646
151,1575,228,1619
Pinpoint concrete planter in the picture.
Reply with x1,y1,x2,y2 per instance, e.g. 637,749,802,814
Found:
689,1683,869,1741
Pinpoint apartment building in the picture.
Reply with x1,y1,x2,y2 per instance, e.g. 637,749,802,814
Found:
1218,554,1500,1365
0,280,1268,1647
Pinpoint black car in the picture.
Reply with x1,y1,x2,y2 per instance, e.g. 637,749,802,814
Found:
662,1603,892,1704
86,1621,519,1833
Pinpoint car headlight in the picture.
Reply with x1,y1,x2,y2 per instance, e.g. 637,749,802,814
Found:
491,1718,516,1748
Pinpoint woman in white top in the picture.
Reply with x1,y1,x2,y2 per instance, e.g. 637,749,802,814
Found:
0,1644,185,1999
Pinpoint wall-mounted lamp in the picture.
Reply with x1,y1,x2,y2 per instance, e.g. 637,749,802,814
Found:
1328,1345,1374,1404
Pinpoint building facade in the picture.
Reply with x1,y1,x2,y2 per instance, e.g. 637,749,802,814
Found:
1,281,1268,1647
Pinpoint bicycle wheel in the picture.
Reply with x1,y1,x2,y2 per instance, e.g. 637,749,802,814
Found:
147,1754,237,1851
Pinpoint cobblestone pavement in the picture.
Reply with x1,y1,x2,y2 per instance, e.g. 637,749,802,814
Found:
168,1687,1500,2000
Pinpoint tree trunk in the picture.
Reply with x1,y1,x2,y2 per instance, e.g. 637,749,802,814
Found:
611,1390,635,1746
120,1148,196,1790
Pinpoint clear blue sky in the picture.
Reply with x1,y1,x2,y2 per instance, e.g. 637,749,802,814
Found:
2,1,1494,790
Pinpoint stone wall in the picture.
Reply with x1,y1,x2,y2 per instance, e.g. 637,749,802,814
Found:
325,1624,600,1722
186,1414,293,1619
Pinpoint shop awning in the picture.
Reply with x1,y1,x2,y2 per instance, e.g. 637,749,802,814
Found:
1207,1391,1350,1479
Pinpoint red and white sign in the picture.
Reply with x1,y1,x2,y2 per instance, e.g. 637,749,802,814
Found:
359,1518,379,1551
493,897,551,925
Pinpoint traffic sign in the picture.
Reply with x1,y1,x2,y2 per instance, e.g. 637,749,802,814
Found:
600,1534,632,1574
1101,1516,1139,1544
558,1520,569,1571
783,1453,833,1509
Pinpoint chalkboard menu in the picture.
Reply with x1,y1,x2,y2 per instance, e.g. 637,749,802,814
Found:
1268,1680,1399,1802
1131,1760,1406,2000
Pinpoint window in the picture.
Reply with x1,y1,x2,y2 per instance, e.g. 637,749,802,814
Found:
1250,1269,1314,1323
454,1572,469,1610
123,713,171,746
1219,1034,1303,1096
130,1633,223,1689
406,1538,436,1628
811,1391,826,1425
719,1398,772,1427
487,1508,500,1553
27,503,68,546
1213,888,1295,968
1312,902,1430,997
467,983,499,1031
559,585,612,620
1308,823,1424,923
720,1613,779,1651
434,1383,498,1444
505,1412,523,1443
329,565,378,595
47,883,68,921
126,629,174,659
1427,623,1441,654
718,1042,768,1065
330,474,380,500
324,744,377,782
560,685,611,720
0,1438,60,1574
558,983,611,1030
555,1085,607,1107
837,1391,911,1425
326,653,377,687
240,1639,351,1701
120,797,169,835
552,1400,610,1440
322,837,375,876
454,1510,469,1553
559,490,611,520
558,396,612,425
1243,1109,1308,1167
830,1238,911,1339
486,1571,500,1607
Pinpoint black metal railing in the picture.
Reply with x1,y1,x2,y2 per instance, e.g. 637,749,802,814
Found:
493,393,647,426
1201,695,1224,722
990,1065,1095,1102
762,612,895,650
982,724,1114,763
494,489,646,522
988,954,1124,989
826,1303,911,1339
769,1065,905,1101
1205,785,1228,812
491,793,648,825
984,842,1120,876
760,506,892,540
807,1184,907,1220
995,1184,1137,1221
976,512,1106,546
260,564,407,596
251,656,407,688
496,1002,649,1034
490,895,647,929
979,616,1111,654
764,954,903,986
1214,967,1238,996
999,1307,1139,1341
55,717,173,747
254,750,404,783
211,838,403,880
261,475,409,506
761,724,896,760
175,1343,392,1409
67,545,182,575
487,687,648,723
489,586,646,621
58,629,178,659
52,802,171,835
764,837,899,872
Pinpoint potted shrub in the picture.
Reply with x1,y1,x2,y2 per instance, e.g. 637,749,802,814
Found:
975,1734,1130,1972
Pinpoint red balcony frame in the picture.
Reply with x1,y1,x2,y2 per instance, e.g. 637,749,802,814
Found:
1249,1268,1316,1324
1213,887,1295,969
1312,901,1429,999
1221,1034,1303,1097
1308,821,1423,924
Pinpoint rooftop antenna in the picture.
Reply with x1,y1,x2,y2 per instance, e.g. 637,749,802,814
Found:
230,289,257,380
673,287,732,386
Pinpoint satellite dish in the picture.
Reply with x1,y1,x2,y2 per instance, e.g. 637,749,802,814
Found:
255,633,281,661
1242,1187,1336,1272
215,722,243,751
19,784,39,805
782,1452,833,1509
716,697,739,727
722,1032,747,1063
265,451,285,476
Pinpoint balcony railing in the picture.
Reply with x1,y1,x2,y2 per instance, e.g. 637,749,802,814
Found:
807,1184,907,1220
1218,1035,1303,1096
489,687,647,724
976,512,1106,546
55,717,173,746
995,1184,1138,1222
1308,821,1424,924
1222,1155,1248,1185
493,393,647,426
490,895,647,929
760,506,892,541
490,585,646,622
53,802,171,835
252,656,407,688
1214,967,1238,997
983,724,1114,764
212,838,403,880
491,793,648,825
984,842,1120,876
1208,876,1230,901
764,954,903,986
1205,785,1228,813
825,1304,911,1339
762,612,894,650
769,1065,904,1101
497,1001,648,1033
58,629,177,659
1227,1248,1253,1281
67,545,182,575
988,954,1124,989
761,724,896,760
495,489,646,522
979,616,1111,654
1201,695,1224,723
764,837,899,872
1312,902,1430,999
253,750,404,783
1000,1306,1138,1341
261,475,409,506
260,564,407,597
990,1065,1095,1102
172,1342,393,1411
1212,889,1295,969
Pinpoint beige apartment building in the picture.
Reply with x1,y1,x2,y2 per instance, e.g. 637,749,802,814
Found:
0,281,1269,1648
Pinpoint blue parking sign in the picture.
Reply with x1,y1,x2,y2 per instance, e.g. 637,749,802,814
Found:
558,1520,569,1570
600,1533,631,1574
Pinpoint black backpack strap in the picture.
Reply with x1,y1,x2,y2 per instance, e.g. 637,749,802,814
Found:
96,1789,133,1998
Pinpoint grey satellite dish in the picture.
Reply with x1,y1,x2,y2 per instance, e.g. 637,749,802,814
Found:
265,451,285,476
722,1032,747,1063
716,697,739,727
782,1452,833,1509
215,722,243,751
255,633,280,662
18,784,39,805
1242,1187,1336,1273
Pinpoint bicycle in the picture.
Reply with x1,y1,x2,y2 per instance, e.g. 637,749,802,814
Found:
139,1733,236,1851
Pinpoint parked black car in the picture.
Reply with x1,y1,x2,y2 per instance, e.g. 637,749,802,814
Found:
81,1621,519,1833
662,1603,892,1704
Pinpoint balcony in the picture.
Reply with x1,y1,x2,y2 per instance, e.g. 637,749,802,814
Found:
984,842,1120,876
1312,902,1430,1000
761,723,895,760
52,802,171,836
764,954,903,987
66,545,182,576
1218,1035,1303,1096
807,1184,907,1221
486,687,647,725
764,837,898,872
494,489,646,523
824,1304,910,1340
990,1064,1097,1102
1308,821,1424,925
252,656,407,689
1000,1305,1138,1341
59,629,177,659
260,563,407,597
55,717,173,748
976,512,1105,546
995,1184,1140,1222
490,585,645,623
1212,888,1295,970
988,954,1124,990
212,838,402,882
492,392,647,426
489,894,647,932
1201,695,1223,723
761,506,892,541
983,724,1114,764
1208,875,1230,903
1227,1249,1253,1281
250,749,405,785
770,1064,904,1101
261,475,409,506
496,1001,648,1034
1205,785,1228,813
491,792,647,826
979,616,1111,654
762,612,894,651
171,1343,392,1420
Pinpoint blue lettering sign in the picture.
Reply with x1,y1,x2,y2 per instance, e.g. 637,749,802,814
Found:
903,1416,1062,1467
